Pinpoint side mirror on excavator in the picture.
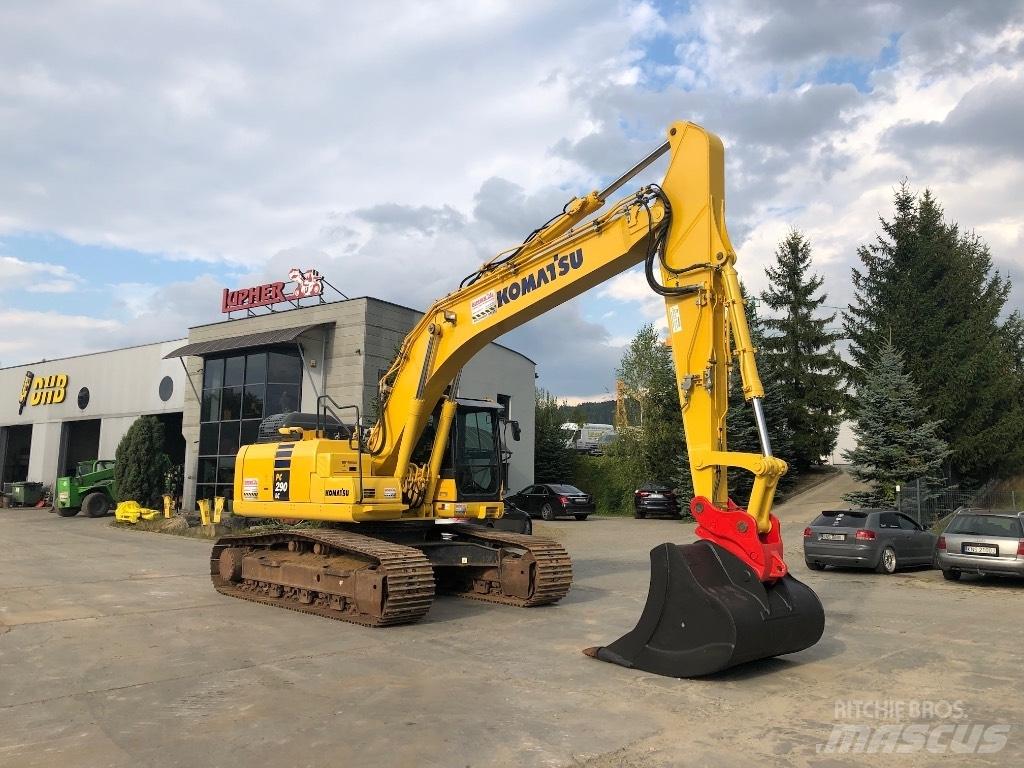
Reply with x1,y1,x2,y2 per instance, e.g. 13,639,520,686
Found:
510,420,521,442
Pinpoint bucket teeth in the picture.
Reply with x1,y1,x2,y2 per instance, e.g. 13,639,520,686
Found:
585,541,824,678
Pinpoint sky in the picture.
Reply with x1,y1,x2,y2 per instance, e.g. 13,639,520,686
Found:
2,0,1023,403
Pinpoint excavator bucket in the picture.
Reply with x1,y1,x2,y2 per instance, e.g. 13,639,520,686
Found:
584,540,824,678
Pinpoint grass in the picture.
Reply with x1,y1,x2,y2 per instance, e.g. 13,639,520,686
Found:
112,515,329,539
112,515,228,539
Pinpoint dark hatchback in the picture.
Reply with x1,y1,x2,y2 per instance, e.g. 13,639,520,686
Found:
803,509,937,574
633,483,682,519
504,484,595,521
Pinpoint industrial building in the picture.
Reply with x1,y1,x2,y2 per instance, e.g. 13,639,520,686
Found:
0,296,536,513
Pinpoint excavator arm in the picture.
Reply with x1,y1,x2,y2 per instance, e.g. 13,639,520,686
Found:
367,121,787,580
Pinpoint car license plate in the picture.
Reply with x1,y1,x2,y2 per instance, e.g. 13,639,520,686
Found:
649,493,663,499
819,533,845,541
962,543,999,556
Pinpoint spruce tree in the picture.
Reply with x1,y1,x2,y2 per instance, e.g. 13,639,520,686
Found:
759,230,844,470
996,312,1024,472
842,342,950,507
114,416,172,507
533,389,575,484
727,287,796,503
1003,311,1024,373
845,185,1024,484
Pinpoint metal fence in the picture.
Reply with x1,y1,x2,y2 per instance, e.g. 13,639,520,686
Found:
896,478,1022,527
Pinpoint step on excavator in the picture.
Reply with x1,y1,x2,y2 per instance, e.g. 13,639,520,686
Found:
212,121,825,677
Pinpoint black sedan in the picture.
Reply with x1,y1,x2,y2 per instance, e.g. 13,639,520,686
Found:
505,484,595,521
633,483,682,519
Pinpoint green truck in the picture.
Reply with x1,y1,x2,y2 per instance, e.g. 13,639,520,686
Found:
56,460,117,517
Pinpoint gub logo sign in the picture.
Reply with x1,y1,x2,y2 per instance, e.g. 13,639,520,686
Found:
18,372,69,412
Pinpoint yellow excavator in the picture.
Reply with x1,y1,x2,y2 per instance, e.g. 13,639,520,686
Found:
212,121,825,678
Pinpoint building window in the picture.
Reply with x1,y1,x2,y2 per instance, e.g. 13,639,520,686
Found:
158,376,174,402
197,348,302,504
497,393,511,418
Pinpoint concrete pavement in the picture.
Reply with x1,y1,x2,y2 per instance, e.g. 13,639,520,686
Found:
1,475,1021,767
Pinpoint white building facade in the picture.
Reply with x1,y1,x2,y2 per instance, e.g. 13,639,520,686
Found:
0,297,535,511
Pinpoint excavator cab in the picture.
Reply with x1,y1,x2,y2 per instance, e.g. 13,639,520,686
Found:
411,398,513,503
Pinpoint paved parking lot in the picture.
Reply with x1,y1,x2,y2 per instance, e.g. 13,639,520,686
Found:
1,475,1021,767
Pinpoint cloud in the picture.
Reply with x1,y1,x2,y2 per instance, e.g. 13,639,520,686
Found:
0,1,627,262
0,310,121,366
352,204,467,236
884,76,1024,160
0,255,81,293
501,299,625,398
1,0,1023,395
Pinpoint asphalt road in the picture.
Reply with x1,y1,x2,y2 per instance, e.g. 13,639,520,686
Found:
1,475,1021,767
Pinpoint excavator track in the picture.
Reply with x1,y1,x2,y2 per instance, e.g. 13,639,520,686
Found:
444,524,573,607
210,529,435,627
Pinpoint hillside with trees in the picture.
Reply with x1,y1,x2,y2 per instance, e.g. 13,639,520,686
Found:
554,399,616,425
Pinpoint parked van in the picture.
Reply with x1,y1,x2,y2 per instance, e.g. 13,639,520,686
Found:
561,422,616,454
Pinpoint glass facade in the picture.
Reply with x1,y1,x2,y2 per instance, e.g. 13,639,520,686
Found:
196,348,302,504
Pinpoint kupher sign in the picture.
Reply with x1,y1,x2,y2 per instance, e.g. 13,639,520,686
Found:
221,267,325,314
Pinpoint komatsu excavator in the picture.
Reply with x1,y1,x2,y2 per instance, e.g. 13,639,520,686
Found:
212,121,825,678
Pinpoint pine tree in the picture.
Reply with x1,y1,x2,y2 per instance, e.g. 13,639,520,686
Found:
759,230,845,470
1000,311,1024,375
996,312,1024,471
845,185,1024,484
842,342,950,507
727,287,796,503
534,389,575,484
114,416,172,506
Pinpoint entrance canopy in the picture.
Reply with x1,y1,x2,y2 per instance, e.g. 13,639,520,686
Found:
163,323,328,359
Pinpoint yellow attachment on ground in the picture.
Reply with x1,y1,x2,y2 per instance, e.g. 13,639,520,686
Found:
114,500,162,524
197,498,224,525
162,494,174,519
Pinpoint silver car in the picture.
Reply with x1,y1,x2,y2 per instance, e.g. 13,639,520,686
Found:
936,508,1024,581
803,509,937,574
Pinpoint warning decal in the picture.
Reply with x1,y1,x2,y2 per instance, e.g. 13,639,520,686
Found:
471,291,498,323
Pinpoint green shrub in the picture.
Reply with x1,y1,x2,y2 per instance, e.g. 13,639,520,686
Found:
573,431,687,516
114,416,172,507
574,454,634,515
